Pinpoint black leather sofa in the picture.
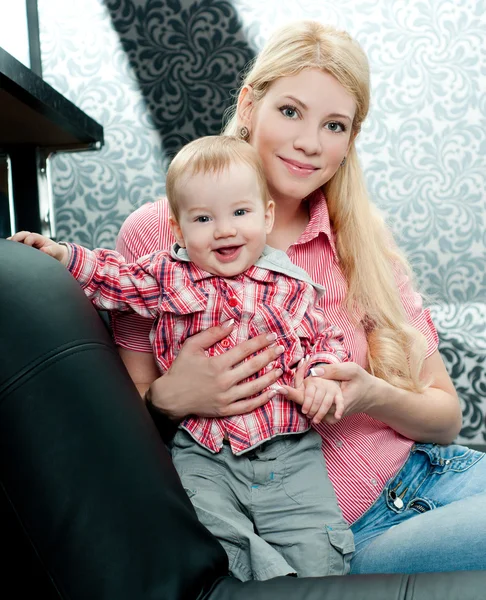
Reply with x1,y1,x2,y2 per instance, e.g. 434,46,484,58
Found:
1,237,485,599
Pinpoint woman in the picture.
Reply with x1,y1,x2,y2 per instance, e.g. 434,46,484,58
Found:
112,21,486,573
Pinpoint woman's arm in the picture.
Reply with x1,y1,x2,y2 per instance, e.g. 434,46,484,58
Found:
365,350,462,444
299,350,462,445
119,348,160,398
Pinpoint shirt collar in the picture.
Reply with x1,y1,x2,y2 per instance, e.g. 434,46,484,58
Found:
170,243,324,296
170,244,212,282
295,189,337,256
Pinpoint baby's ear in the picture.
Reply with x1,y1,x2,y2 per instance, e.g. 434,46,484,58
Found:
168,215,185,247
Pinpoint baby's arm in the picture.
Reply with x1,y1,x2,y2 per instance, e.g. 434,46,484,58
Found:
284,289,350,423
293,288,350,374
9,231,162,318
302,318,348,424
9,231,69,264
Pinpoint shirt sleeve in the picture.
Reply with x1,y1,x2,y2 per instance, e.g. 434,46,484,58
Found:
111,200,175,352
294,288,350,368
391,259,439,358
66,243,166,318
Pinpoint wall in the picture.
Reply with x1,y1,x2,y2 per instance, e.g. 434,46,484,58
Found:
0,0,30,67
38,0,486,444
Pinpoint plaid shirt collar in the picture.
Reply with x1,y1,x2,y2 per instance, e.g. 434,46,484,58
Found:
170,243,325,297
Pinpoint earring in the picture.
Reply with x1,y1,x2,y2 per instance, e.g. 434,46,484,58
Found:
239,126,250,142
340,157,347,167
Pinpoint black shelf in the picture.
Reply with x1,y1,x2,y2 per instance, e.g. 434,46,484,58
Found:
0,46,104,235
0,46,103,148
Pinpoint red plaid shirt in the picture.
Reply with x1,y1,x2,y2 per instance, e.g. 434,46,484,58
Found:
66,243,349,454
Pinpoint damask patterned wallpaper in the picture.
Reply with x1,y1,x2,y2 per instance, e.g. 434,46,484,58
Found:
37,0,485,444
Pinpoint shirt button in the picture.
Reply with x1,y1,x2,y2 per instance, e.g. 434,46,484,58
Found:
335,440,343,448
370,478,378,486
221,339,231,348
228,296,238,307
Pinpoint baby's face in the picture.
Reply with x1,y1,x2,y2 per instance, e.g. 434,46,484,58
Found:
171,163,274,277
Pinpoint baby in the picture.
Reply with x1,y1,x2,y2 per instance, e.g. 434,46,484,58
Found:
10,135,354,580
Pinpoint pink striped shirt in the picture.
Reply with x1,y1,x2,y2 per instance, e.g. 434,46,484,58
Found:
112,190,439,523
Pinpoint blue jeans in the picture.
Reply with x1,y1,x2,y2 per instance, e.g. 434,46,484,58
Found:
350,443,486,573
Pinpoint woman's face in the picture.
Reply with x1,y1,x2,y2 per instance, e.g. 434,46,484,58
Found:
240,68,356,206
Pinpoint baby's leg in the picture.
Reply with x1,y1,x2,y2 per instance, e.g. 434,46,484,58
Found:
250,430,354,577
171,429,296,581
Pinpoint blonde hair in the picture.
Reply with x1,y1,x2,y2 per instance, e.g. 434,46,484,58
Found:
224,20,428,392
166,135,271,221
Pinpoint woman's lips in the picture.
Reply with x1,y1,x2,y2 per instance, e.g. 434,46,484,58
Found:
279,156,318,177
214,246,243,263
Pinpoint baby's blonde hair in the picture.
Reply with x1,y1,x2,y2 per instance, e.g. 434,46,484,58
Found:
166,136,271,221
224,20,428,392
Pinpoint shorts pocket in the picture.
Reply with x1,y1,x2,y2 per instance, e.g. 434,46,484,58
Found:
281,432,335,504
326,523,355,576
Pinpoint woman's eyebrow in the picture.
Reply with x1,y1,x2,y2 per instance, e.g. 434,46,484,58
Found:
284,95,308,110
283,96,352,122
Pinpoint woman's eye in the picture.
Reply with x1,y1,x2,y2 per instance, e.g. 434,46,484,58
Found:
280,105,298,119
326,121,346,133
196,216,210,223
234,209,247,217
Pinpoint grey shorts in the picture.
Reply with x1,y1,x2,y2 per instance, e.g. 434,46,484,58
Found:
171,429,354,581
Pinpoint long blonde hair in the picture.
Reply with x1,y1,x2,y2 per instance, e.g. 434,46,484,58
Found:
224,20,428,392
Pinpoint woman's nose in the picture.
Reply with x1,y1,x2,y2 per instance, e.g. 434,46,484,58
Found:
293,124,322,155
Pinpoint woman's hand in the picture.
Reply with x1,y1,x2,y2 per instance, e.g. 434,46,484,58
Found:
148,321,285,421
280,361,376,424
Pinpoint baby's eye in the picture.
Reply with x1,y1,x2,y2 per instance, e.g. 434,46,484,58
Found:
234,209,247,217
326,121,346,133
196,216,211,223
280,105,299,119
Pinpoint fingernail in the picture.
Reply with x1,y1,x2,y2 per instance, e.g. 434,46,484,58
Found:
275,345,285,355
274,386,288,395
274,368,283,377
306,355,311,362
310,367,325,377
268,390,277,399
266,332,278,341
222,318,235,328
298,358,305,368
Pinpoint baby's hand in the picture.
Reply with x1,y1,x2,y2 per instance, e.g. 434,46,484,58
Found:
301,375,344,425
8,231,68,265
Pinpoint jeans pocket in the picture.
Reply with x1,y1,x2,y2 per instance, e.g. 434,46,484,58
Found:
325,523,355,576
414,443,485,474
